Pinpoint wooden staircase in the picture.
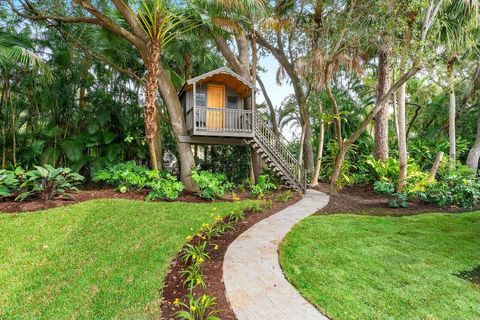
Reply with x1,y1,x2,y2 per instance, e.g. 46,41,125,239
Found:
246,111,307,192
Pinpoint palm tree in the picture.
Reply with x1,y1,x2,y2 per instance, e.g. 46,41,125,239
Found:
434,0,479,167
0,30,51,167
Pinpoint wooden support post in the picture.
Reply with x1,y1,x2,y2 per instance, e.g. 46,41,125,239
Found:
193,82,197,135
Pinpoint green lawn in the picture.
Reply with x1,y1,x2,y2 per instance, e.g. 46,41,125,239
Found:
280,212,480,320
0,199,255,320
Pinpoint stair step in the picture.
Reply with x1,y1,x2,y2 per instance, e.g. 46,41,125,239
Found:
248,134,305,193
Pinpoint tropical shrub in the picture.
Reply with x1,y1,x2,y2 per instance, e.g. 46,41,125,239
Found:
0,169,20,196
389,193,408,208
146,173,184,200
414,169,480,209
16,165,84,201
93,162,184,200
365,156,399,182
373,180,395,195
93,161,159,192
191,170,234,200
251,174,277,198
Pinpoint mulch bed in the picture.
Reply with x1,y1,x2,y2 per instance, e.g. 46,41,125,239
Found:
0,189,253,214
160,190,302,320
314,183,478,216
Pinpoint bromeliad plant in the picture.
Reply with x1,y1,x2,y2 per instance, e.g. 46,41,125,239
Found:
16,165,84,201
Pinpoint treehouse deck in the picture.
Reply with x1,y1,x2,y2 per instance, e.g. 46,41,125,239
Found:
178,67,307,192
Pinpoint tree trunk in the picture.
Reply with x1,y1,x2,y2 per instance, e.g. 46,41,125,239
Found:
157,64,196,191
397,81,407,192
330,145,347,195
1,78,7,169
447,60,456,168
428,151,444,181
298,123,306,166
144,44,161,172
257,76,279,136
374,48,390,162
328,66,421,193
303,119,315,173
311,102,325,186
249,31,263,183
467,112,480,172
153,104,163,170
184,54,191,81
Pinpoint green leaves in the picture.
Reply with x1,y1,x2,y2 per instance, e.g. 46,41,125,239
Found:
61,140,83,162
191,170,234,200
93,162,184,200
251,174,277,198
5,165,85,202
0,169,19,196
0,30,52,80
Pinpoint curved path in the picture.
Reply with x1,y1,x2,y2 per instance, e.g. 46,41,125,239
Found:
223,189,330,320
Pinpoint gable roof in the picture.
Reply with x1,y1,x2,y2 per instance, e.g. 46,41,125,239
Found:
178,67,258,98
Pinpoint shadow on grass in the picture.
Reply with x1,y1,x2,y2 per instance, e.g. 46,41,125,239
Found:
455,265,480,285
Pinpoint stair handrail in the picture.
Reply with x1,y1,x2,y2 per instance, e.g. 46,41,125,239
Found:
253,111,307,191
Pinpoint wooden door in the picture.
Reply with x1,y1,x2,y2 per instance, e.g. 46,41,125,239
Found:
206,84,225,129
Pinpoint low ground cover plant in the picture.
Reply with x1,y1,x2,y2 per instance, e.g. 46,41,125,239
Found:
146,173,185,200
251,174,277,198
93,162,184,200
191,170,234,200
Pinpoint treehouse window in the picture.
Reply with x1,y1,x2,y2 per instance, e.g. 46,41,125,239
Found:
227,96,238,109
196,93,206,107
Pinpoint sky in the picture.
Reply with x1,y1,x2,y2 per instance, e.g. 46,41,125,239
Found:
255,53,296,138
256,54,294,110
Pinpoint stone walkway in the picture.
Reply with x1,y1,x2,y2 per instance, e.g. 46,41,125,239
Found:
223,189,330,320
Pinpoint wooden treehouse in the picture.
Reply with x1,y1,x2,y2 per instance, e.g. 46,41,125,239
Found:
178,67,306,192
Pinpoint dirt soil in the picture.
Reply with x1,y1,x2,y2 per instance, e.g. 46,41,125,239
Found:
314,183,477,216
160,190,302,320
0,189,253,214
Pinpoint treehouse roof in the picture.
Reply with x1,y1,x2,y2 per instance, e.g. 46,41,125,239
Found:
178,67,258,98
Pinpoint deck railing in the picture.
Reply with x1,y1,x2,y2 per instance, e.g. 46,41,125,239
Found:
253,111,307,191
188,106,253,135
185,105,306,191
